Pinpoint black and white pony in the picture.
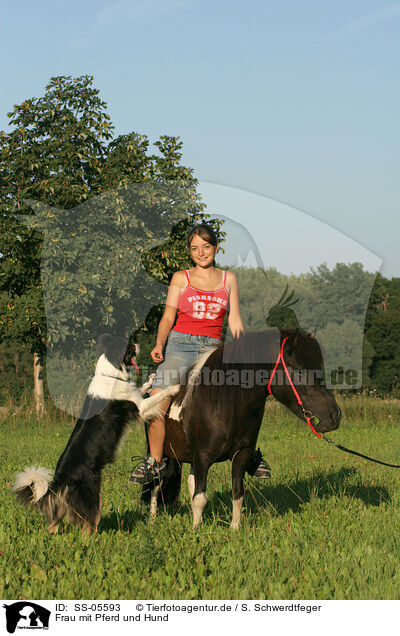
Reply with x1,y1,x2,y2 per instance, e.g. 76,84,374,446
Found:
13,334,178,534
144,329,341,528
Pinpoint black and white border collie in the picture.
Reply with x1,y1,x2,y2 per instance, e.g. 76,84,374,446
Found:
13,334,178,534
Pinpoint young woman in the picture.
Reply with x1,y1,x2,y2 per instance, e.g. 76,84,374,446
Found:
129,223,271,484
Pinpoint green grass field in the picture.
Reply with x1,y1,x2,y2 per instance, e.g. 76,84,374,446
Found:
2,395,400,600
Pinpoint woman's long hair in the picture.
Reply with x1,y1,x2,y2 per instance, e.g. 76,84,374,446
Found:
187,223,218,266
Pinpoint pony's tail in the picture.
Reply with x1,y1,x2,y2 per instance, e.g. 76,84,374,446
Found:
12,466,54,518
162,458,182,506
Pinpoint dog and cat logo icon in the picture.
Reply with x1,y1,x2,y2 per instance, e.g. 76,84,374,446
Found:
2,602,50,633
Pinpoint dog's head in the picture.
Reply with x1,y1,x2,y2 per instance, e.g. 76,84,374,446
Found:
97,334,137,370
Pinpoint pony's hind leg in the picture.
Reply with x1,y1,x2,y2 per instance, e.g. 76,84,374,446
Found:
149,482,162,523
231,448,253,529
92,492,102,533
191,458,210,527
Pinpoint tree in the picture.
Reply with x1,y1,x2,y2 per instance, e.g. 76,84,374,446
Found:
305,262,376,330
1,75,113,414
0,76,224,415
366,311,400,391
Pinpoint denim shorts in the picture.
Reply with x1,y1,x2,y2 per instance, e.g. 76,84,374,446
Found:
152,331,221,389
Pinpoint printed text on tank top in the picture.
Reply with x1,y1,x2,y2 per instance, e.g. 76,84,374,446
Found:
182,270,227,319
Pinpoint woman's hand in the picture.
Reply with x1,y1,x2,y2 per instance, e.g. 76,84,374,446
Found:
151,303,178,364
151,344,164,363
229,320,244,339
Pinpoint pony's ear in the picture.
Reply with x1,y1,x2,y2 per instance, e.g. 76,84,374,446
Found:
309,329,317,339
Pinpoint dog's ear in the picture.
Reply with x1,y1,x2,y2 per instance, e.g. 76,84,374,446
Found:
104,337,129,369
97,333,113,357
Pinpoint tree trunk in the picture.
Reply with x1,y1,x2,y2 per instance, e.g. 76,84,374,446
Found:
13,350,20,376
33,352,45,418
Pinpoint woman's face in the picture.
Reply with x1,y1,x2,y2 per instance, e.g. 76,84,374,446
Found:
189,234,217,267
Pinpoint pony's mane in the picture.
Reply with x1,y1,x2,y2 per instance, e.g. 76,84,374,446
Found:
219,330,278,366
215,329,323,369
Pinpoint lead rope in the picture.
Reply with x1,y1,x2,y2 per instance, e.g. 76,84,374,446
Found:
320,435,400,468
268,336,400,469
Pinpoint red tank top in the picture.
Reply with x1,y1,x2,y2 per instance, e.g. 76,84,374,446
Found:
173,270,229,340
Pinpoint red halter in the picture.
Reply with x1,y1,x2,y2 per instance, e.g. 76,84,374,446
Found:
267,336,322,439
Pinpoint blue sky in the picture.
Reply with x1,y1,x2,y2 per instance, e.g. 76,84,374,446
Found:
1,0,399,276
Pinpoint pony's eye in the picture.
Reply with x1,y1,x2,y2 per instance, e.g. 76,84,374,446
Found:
292,369,307,383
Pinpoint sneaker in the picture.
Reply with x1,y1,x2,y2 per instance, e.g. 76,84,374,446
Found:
129,455,167,485
247,448,271,479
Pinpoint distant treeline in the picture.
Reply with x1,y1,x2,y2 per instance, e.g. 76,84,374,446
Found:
234,264,400,394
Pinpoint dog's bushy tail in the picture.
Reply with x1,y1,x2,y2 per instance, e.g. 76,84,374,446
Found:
13,466,54,518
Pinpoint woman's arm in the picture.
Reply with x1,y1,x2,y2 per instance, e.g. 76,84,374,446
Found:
226,271,244,338
150,272,184,362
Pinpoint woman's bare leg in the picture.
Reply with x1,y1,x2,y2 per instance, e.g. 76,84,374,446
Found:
147,388,171,463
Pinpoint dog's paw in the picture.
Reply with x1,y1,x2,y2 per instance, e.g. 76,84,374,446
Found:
140,372,157,395
168,384,180,396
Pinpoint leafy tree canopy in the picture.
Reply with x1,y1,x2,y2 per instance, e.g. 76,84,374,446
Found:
0,75,224,413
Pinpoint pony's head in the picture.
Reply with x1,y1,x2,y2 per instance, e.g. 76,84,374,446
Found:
270,329,341,435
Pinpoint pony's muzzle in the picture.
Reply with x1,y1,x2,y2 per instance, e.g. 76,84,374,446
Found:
329,407,341,430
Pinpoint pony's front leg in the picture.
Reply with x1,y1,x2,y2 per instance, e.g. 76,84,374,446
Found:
191,458,209,527
231,448,253,529
187,466,195,498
